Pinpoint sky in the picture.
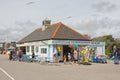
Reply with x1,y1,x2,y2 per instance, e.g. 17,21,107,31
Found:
0,0,120,42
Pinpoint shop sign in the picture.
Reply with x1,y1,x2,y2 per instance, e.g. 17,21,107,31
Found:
52,40,105,45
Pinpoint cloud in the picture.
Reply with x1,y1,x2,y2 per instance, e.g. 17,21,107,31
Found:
70,1,120,38
0,21,39,42
92,1,117,12
70,17,120,38
1,18,120,42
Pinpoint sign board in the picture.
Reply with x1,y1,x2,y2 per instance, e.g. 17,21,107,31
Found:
52,40,105,46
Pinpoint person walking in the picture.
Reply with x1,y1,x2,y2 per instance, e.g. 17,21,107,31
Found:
31,51,35,62
18,49,23,61
9,50,13,60
73,48,78,63
113,45,119,64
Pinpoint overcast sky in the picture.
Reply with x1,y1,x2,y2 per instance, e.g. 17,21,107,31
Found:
0,0,120,42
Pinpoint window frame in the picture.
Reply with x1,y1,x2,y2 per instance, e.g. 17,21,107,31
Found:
35,46,39,53
41,48,47,54
26,46,30,52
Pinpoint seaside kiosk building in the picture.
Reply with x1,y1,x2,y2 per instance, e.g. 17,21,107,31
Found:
17,19,105,62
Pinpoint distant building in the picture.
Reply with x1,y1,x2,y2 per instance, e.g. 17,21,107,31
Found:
16,19,105,62
0,42,16,51
0,42,5,51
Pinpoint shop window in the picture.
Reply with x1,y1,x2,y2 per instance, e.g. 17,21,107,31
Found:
31,46,34,52
26,46,30,52
41,48,47,54
36,46,39,53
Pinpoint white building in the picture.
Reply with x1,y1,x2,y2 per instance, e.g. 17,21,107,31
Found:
17,19,105,62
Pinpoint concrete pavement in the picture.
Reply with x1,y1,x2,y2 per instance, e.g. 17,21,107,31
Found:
0,54,120,80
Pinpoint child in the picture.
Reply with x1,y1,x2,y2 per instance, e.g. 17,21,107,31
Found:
63,55,66,64
68,53,71,61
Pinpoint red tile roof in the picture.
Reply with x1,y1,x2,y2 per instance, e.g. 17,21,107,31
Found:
18,22,91,43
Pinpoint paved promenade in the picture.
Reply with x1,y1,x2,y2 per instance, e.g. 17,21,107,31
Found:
0,54,120,80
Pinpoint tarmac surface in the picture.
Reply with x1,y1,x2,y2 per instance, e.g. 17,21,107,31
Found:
0,54,120,80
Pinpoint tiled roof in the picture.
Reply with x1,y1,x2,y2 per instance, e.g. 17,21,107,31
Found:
18,22,91,43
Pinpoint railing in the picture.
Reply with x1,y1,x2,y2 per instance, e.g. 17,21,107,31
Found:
21,54,54,62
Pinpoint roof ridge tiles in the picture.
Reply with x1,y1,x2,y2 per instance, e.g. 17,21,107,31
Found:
48,22,62,28
51,22,62,38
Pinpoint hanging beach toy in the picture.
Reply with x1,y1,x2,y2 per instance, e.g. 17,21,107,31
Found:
74,44,78,48
69,44,74,47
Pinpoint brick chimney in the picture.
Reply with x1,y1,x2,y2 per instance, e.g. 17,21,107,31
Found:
42,19,51,31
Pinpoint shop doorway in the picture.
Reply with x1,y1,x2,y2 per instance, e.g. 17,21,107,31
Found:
20,47,26,54
63,45,71,61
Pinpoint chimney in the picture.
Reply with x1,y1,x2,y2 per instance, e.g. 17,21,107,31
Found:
42,19,51,31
